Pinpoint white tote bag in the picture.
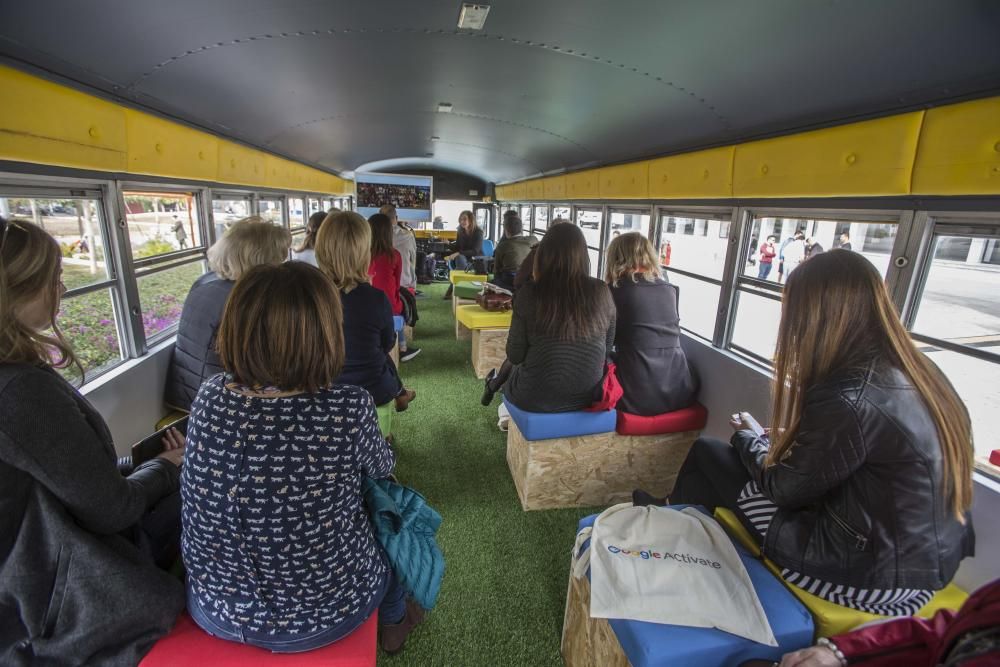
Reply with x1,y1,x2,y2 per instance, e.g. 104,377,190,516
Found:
573,503,777,646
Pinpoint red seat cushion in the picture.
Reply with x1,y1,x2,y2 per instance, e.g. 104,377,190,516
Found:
616,403,708,436
140,613,377,667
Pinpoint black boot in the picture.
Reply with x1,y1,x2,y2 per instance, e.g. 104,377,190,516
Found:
481,368,500,406
632,489,668,507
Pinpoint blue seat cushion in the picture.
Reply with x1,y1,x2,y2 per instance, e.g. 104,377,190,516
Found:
576,507,813,667
393,315,405,332
502,397,616,440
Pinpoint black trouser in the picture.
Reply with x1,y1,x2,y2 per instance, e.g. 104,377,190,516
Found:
133,489,182,570
671,437,762,540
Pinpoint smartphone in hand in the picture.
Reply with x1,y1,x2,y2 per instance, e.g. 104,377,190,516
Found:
739,411,766,437
131,416,189,466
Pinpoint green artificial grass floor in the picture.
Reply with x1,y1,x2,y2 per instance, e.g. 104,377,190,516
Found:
384,282,599,665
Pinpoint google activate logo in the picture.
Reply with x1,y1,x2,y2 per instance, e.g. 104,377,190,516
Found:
607,544,722,569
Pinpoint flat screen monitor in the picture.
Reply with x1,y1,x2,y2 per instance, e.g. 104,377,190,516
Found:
356,172,433,223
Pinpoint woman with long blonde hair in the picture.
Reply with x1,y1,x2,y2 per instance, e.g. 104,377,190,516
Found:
670,249,974,617
0,218,185,663
316,211,416,411
604,232,697,415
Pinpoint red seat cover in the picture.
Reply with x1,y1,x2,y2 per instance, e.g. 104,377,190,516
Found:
140,613,377,667
616,403,708,436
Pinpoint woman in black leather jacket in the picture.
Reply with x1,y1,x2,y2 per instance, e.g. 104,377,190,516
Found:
671,249,975,617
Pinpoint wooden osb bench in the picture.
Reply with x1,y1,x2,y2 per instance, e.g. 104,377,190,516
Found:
454,306,512,373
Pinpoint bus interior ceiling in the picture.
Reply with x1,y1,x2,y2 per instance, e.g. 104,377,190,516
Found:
0,0,999,183
2,0,1000,664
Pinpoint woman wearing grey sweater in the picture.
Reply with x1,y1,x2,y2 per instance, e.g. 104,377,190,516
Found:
0,218,184,666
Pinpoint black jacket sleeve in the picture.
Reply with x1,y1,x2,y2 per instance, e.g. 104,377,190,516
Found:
0,369,179,535
732,386,866,508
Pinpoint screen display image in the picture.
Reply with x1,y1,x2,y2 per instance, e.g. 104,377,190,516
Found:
356,172,433,223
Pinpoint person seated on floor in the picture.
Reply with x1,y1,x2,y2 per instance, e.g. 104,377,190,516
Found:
491,212,538,292
0,218,185,665
772,577,1000,666
441,210,484,299
368,213,420,362
182,262,424,655
604,232,697,415
483,223,615,413
668,249,975,618
316,211,416,411
165,216,291,412
291,210,329,266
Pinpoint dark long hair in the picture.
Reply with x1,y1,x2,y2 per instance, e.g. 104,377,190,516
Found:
531,224,613,341
367,213,394,260
296,210,328,252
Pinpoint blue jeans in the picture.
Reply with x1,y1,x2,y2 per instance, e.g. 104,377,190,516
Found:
187,563,406,653
757,262,773,280
453,254,471,270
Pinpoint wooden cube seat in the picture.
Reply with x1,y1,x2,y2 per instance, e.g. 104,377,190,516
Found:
713,508,969,639
455,304,512,341
140,612,377,667
562,511,813,667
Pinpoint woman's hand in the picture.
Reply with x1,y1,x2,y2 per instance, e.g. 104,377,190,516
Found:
779,645,843,667
157,427,186,467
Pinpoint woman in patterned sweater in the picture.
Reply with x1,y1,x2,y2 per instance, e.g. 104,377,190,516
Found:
181,262,424,654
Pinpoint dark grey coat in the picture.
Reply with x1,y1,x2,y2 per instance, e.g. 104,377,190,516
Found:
164,272,234,411
0,363,184,666
609,277,698,415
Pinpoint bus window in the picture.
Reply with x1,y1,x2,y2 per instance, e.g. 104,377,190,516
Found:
908,228,1000,474
288,197,305,230
123,192,203,259
609,210,651,240
212,196,251,240
656,212,730,339
553,206,571,222
742,216,899,284
259,197,286,227
533,205,548,234
1,194,124,382
135,259,207,342
576,208,603,278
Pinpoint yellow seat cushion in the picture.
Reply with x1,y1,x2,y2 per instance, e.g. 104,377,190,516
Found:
155,410,188,431
376,402,393,437
449,270,488,285
713,508,967,637
456,304,512,330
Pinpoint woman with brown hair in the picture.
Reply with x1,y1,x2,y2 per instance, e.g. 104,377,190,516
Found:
182,262,423,654
0,218,185,664
442,209,484,299
499,223,616,412
670,249,975,617
291,209,330,266
316,211,415,411
604,232,697,415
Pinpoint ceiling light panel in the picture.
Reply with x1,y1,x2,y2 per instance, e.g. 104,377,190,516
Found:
457,3,491,30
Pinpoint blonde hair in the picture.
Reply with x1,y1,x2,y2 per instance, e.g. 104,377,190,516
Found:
315,211,371,292
0,218,80,374
207,216,291,281
604,232,662,286
769,250,973,521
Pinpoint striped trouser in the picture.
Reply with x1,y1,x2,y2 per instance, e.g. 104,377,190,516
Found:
736,481,934,617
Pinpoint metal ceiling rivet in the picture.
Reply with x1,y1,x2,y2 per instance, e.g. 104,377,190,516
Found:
88,126,99,139
155,143,163,153
198,151,205,160
994,141,1000,153
230,159,236,168
703,169,710,179
761,164,769,175
846,153,857,165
